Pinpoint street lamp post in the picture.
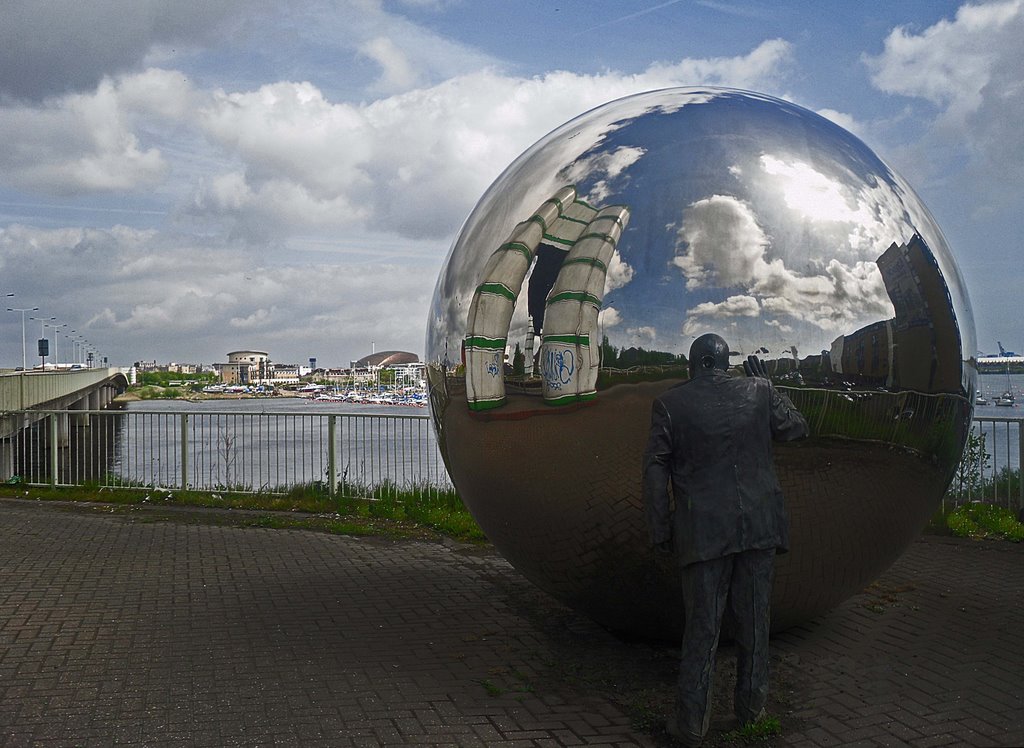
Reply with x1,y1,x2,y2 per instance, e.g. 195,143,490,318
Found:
7,306,39,369
54,323,67,367
31,316,56,368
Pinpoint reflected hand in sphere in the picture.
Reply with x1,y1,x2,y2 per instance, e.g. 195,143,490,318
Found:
744,356,769,379
426,87,976,640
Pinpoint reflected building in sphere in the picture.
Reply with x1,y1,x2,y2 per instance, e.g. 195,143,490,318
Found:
426,88,976,640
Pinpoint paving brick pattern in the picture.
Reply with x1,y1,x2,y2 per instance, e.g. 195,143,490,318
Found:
1,499,1022,747
772,535,1024,748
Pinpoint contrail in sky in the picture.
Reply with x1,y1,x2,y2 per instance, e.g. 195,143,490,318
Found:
574,0,688,36
0,201,166,216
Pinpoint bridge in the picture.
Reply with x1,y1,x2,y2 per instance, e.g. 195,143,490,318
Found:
0,368,129,481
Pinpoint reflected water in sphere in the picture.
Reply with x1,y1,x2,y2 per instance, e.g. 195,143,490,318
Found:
426,87,975,640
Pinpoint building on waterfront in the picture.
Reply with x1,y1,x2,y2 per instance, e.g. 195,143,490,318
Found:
350,351,419,369
829,234,962,393
345,351,423,390
215,350,313,385
216,350,269,384
133,361,210,376
390,361,426,388
134,360,206,374
267,363,311,385
306,351,424,390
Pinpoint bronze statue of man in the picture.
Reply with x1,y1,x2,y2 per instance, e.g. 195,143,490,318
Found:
642,333,808,745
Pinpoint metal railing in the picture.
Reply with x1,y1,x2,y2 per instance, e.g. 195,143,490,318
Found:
1,408,452,496
2,405,1020,510
950,415,1024,510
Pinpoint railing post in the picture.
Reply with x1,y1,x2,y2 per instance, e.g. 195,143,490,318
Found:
328,415,336,497
48,413,58,487
1018,420,1024,512
180,413,189,490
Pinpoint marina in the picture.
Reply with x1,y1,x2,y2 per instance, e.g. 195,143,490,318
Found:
198,384,429,407
975,371,1024,413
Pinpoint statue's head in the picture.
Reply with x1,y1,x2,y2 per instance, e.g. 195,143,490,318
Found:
689,333,730,378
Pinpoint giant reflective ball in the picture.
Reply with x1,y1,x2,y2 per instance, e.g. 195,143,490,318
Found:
426,87,975,640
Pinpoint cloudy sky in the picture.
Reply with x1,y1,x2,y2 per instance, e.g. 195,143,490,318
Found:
1,0,1021,367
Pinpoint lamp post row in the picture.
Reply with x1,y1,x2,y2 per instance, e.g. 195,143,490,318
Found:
5,294,103,370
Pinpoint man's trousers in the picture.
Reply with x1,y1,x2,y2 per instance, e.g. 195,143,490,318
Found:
675,548,775,741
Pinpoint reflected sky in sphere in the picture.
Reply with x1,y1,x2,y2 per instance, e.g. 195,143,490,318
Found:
428,87,974,390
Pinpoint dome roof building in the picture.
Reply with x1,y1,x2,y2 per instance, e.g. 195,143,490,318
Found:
352,351,419,368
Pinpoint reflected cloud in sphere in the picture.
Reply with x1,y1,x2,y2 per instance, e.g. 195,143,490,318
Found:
426,87,975,639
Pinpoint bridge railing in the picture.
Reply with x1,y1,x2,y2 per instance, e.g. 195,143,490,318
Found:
0,368,121,412
2,407,453,498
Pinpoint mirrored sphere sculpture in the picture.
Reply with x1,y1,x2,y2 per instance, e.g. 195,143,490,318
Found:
426,88,976,640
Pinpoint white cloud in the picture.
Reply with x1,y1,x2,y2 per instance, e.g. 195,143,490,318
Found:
181,39,792,240
673,194,769,289
0,223,435,364
682,295,760,336
598,307,622,328
0,34,794,236
865,0,1022,122
814,108,866,139
673,194,893,333
229,307,277,330
863,0,1024,203
756,153,912,256
0,70,189,193
565,146,647,203
690,295,761,318
604,251,635,294
765,319,794,333
0,33,799,364
0,0,265,100
760,155,865,225
360,36,420,93
645,38,794,88
626,326,657,342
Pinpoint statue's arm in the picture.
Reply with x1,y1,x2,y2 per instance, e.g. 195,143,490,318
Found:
643,399,675,548
769,386,809,441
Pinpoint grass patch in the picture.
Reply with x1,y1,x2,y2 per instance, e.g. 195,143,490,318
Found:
334,480,486,541
946,502,1024,542
722,713,782,743
477,678,504,697
0,481,485,544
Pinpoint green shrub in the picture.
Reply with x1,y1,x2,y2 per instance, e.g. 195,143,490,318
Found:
947,502,1024,542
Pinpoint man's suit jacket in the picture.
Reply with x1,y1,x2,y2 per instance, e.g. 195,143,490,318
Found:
643,371,808,567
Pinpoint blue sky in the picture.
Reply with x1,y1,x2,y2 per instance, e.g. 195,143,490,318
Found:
0,0,1020,366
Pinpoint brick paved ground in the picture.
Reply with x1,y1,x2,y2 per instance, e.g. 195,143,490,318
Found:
771,535,1024,748
0,499,1022,747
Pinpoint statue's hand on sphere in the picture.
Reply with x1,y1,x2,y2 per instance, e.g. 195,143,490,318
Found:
743,355,770,379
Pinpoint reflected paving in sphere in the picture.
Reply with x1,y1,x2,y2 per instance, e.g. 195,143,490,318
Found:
426,88,976,640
